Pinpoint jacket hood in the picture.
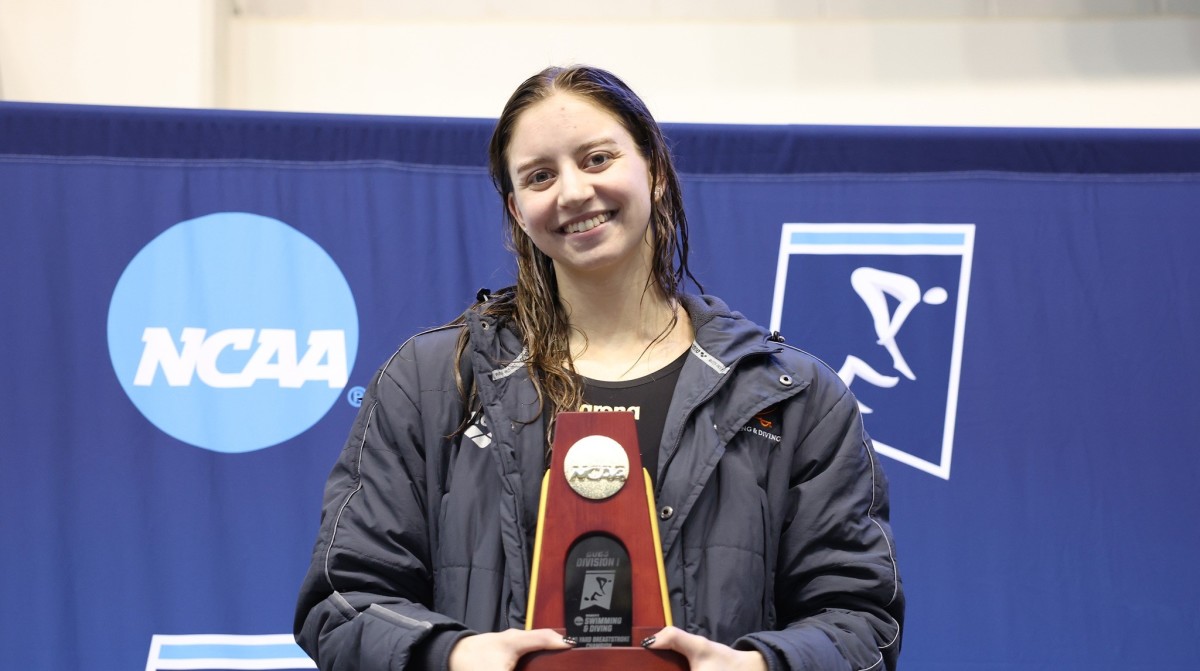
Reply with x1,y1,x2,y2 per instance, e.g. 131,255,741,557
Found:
679,293,780,369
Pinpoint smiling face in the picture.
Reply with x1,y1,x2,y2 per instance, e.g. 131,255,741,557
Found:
504,92,655,284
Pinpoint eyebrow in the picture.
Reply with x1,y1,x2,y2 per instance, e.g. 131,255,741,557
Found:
512,137,620,177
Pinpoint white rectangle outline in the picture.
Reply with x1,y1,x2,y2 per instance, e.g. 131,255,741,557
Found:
770,223,975,480
146,634,316,671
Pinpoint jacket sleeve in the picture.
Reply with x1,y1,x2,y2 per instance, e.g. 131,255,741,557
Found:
736,376,904,671
294,344,471,671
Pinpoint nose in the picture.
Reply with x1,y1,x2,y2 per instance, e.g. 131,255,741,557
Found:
557,164,594,210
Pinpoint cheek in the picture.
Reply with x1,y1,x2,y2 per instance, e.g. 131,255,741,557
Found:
507,194,529,230
516,194,557,231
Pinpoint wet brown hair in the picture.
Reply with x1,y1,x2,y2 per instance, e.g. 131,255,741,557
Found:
456,65,699,439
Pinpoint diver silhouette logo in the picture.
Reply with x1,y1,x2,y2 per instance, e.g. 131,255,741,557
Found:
839,267,949,414
770,224,974,479
579,571,616,610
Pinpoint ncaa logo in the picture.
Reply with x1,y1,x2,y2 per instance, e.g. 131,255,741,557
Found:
770,223,974,479
107,212,358,453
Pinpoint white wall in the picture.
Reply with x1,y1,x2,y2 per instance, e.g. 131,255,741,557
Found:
0,0,226,109
2,0,1199,127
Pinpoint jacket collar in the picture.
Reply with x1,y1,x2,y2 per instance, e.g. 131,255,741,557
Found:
680,293,780,369
463,291,785,381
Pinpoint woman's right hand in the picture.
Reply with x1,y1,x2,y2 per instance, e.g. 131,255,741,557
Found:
447,628,575,671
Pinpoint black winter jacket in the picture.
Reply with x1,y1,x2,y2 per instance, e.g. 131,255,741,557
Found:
295,293,903,670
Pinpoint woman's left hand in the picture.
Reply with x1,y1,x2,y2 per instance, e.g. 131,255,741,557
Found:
641,626,767,671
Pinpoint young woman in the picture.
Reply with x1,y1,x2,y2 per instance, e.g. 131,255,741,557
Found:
295,65,904,671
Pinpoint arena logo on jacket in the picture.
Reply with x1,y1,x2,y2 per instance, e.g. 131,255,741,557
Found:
107,212,358,454
769,223,974,480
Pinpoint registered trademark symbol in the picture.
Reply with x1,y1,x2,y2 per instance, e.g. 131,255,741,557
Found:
346,386,365,408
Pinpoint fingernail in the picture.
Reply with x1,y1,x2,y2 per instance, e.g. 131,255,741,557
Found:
563,636,578,646
641,635,656,648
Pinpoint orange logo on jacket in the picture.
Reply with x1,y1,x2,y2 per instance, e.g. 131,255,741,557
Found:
754,405,779,428
743,406,782,444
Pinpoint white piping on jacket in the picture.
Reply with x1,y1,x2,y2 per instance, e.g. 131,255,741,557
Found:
321,325,457,624
780,343,902,671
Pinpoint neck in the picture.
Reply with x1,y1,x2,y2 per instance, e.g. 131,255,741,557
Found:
555,267,692,381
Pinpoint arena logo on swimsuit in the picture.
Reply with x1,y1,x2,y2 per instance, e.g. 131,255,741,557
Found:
107,212,359,454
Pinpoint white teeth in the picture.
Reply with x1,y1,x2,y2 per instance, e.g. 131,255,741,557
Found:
563,211,612,234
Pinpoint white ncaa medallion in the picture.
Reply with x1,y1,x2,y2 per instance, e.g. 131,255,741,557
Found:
563,435,630,500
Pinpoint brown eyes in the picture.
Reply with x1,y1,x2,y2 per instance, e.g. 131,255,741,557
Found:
585,153,612,168
523,152,614,188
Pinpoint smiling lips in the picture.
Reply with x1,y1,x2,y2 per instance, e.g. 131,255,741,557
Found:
561,211,614,235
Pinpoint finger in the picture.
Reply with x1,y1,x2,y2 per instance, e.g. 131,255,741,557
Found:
505,628,576,655
530,628,577,650
642,625,700,655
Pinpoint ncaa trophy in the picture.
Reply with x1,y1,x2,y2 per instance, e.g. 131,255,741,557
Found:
516,411,687,671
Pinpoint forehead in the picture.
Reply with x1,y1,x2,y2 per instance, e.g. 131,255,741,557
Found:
507,92,635,161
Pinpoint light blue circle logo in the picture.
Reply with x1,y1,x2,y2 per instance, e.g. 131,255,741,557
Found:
108,212,359,453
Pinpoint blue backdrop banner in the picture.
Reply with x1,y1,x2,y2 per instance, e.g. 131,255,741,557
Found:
2,102,1198,670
